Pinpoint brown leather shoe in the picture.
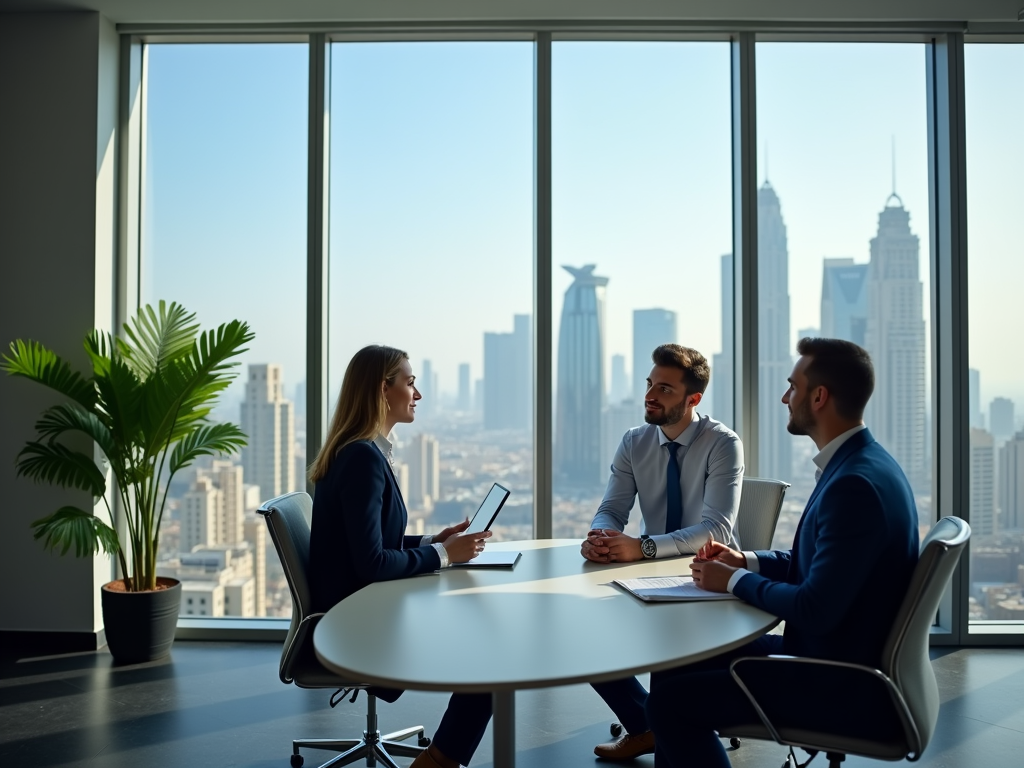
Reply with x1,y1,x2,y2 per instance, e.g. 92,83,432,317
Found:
408,746,446,768
593,730,656,760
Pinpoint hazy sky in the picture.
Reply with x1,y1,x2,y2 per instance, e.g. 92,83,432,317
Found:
141,40,1024,415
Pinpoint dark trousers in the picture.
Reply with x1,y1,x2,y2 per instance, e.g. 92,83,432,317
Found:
591,676,652,735
370,687,491,766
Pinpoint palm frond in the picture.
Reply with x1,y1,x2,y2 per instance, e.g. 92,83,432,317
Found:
31,507,120,557
120,301,199,381
35,403,117,461
16,441,107,497
1,340,96,409
169,423,248,474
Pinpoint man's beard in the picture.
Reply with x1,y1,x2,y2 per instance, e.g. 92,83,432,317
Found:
645,400,688,427
786,397,814,436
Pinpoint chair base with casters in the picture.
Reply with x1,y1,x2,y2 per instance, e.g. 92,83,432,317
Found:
289,692,429,768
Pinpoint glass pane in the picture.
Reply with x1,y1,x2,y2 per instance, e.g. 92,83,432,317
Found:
552,42,733,539
755,43,932,548
328,42,534,541
965,43,1024,630
142,44,308,618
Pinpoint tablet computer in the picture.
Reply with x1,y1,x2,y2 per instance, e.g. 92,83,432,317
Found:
465,483,511,534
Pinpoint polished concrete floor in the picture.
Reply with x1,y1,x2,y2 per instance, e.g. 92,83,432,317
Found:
2,641,1023,767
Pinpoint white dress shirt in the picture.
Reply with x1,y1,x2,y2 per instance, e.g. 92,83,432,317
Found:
591,412,744,557
373,433,449,568
726,423,867,592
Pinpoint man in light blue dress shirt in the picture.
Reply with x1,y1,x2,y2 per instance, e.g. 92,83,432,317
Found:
583,344,744,761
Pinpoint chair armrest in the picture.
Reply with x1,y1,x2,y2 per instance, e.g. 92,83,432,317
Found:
729,655,922,757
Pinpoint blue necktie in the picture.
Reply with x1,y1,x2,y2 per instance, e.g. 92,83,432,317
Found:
665,442,683,533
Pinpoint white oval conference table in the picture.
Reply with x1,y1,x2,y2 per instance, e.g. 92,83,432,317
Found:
314,539,779,768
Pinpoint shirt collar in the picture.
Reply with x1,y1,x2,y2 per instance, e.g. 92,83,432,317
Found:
657,410,700,447
372,432,394,464
812,424,867,475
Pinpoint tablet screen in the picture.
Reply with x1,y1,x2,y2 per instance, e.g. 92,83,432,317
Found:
465,483,511,534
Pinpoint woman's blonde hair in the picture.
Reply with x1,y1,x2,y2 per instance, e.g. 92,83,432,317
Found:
308,344,409,483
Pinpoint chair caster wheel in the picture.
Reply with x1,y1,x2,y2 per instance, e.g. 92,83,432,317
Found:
418,736,431,747
730,737,742,749
290,755,304,767
610,722,623,738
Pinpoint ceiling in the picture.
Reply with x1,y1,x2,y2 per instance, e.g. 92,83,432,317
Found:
0,0,1021,26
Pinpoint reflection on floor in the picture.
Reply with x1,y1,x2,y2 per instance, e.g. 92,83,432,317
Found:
2,642,1023,767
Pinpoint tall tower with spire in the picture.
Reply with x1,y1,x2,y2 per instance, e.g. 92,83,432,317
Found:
555,264,609,487
864,192,927,492
758,181,792,483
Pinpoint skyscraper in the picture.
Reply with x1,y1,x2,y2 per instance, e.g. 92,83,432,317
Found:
998,430,1024,531
991,397,1015,441
864,194,927,492
483,314,531,430
458,363,471,412
970,428,996,536
758,182,792,483
820,258,869,346
556,265,608,486
610,353,630,404
712,254,733,428
419,359,435,416
406,433,440,510
240,363,296,500
632,308,677,405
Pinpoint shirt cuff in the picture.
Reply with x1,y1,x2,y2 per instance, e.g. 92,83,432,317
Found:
650,533,677,559
727,568,750,593
744,551,759,572
431,542,449,569
420,534,434,547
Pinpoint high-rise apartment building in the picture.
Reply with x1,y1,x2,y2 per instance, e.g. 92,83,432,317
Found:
712,254,733,428
182,477,219,554
240,363,295,500
758,181,792,483
991,397,1016,441
971,428,996,536
864,194,927,492
999,431,1024,531
406,433,440,510
821,258,869,346
610,354,630,404
458,363,471,412
483,314,532,430
632,308,677,406
556,265,608,486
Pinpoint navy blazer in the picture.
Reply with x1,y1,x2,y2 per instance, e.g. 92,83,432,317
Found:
310,439,441,613
732,429,919,667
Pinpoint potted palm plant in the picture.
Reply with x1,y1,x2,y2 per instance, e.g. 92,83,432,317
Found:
2,301,253,663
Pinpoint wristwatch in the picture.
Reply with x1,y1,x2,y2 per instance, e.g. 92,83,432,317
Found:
640,534,657,559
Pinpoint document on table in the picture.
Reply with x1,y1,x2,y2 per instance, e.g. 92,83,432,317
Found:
613,575,738,602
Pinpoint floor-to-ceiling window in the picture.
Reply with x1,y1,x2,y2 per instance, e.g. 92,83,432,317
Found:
141,43,308,618
965,43,1024,631
755,43,933,549
550,42,732,539
327,42,534,542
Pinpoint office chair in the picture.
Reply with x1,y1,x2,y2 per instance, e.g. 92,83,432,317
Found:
608,477,789,742
722,515,971,768
259,491,429,768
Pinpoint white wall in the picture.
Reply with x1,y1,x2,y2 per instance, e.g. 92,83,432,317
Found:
0,12,119,638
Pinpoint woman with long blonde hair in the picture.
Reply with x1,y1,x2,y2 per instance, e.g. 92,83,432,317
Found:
308,344,492,768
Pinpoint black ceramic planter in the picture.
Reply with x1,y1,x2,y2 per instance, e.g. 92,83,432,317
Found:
101,577,181,663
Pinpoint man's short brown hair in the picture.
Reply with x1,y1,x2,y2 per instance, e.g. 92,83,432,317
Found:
651,344,711,396
796,337,874,420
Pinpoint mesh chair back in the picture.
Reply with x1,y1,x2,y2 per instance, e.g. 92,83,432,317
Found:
879,516,971,757
735,477,790,551
257,491,317,684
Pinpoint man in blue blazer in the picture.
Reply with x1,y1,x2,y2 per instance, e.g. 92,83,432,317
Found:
643,337,920,768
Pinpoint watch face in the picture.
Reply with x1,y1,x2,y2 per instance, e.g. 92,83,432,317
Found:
641,537,657,558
